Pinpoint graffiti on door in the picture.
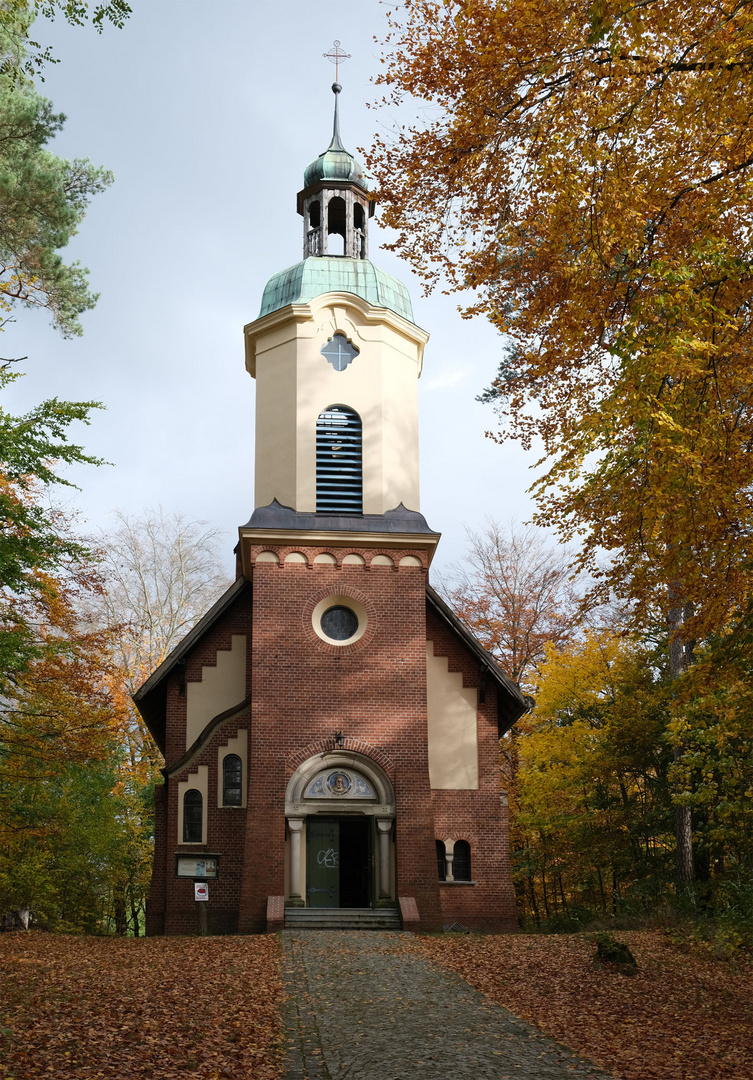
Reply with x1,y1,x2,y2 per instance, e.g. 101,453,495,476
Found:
317,848,339,867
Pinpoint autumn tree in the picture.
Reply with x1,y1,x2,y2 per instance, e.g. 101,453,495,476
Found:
370,0,753,643
94,508,231,688
440,519,580,691
0,4,134,932
90,508,230,764
516,631,674,925
0,554,133,930
82,509,231,932
0,367,103,686
370,0,753,889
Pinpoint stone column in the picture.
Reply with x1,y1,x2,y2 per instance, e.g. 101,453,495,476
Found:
445,852,455,883
376,819,393,899
288,818,305,907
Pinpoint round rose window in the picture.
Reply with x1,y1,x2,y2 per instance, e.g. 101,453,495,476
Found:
320,605,359,641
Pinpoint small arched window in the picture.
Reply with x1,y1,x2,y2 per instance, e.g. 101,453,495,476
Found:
327,195,346,238
436,840,447,882
453,840,471,881
316,405,362,513
183,790,203,843
223,754,242,806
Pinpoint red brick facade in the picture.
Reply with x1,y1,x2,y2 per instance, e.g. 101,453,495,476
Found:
143,540,522,936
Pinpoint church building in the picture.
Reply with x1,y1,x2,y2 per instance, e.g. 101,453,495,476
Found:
136,81,529,935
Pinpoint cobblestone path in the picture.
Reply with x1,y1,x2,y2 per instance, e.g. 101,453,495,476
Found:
282,930,612,1080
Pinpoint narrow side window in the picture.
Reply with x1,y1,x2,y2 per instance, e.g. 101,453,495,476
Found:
183,789,203,843
453,840,471,881
223,753,242,806
436,840,447,881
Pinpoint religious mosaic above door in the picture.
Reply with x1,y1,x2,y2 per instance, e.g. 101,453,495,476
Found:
303,768,375,800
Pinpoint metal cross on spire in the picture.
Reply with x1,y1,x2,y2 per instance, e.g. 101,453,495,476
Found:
323,39,350,83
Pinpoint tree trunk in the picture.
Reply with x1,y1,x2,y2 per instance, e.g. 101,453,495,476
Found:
668,599,695,887
541,864,551,918
611,870,619,915
557,873,568,912
527,874,540,925
113,884,127,936
596,866,607,914
130,890,141,938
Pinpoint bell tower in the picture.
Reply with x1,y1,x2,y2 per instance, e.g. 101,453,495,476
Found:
298,82,374,259
241,83,433,532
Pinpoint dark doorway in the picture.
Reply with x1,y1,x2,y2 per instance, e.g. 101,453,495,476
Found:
306,816,372,908
339,816,371,908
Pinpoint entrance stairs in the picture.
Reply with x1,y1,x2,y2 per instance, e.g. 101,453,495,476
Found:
284,906,402,931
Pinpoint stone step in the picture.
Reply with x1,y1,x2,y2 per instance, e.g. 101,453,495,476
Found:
284,907,402,930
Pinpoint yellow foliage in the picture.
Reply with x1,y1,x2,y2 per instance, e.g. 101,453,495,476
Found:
370,0,753,640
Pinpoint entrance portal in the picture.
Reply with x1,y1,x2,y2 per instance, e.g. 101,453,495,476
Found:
306,816,373,908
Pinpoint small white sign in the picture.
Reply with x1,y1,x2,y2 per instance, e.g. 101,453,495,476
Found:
194,882,209,902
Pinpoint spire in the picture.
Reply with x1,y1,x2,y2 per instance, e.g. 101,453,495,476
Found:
297,41,374,259
329,82,345,152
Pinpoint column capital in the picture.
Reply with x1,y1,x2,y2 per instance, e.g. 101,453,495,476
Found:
376,818,393,833
287,817,304,833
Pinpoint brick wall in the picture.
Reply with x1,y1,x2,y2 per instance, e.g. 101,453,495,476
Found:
145,543,519,935
428,608,519,932
237,546,442,933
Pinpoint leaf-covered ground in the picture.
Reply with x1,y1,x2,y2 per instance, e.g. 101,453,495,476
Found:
2,929,750,1080
0,932,283,1080
416,930,753,1080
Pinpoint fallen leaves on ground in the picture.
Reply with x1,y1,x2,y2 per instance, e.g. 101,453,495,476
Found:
416,930,752,1080
0,932,283,1080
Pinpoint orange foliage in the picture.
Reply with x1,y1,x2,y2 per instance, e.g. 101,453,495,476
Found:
0,567,123,783
369,0,753,639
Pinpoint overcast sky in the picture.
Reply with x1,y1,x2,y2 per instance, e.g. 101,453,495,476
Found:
3,0,541,579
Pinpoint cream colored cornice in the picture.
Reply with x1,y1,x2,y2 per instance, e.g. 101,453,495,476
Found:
244,293,429,378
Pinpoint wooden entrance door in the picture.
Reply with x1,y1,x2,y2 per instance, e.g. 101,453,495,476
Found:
306,818,339,907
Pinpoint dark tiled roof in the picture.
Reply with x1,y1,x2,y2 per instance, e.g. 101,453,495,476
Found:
242,499,439,536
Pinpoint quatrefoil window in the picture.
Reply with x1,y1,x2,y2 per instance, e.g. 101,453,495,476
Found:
321,332,359,372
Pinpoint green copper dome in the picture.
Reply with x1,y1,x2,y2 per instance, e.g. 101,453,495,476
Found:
260,257,414,323
303,146,369,191
303,81,370,192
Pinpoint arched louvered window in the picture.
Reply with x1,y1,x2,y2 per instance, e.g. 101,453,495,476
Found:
316,405,362,513
183,790,203,843
222,754,242,806
453,840,471,881
436,840,447,881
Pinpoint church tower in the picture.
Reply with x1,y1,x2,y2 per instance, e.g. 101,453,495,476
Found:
137,78,527,937
245,82,427,520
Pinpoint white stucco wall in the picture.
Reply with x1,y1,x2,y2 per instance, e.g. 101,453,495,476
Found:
185,635,246,749
426,642,479,789
247,293,429,515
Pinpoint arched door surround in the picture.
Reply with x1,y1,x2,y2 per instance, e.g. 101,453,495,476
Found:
285,751,396,907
